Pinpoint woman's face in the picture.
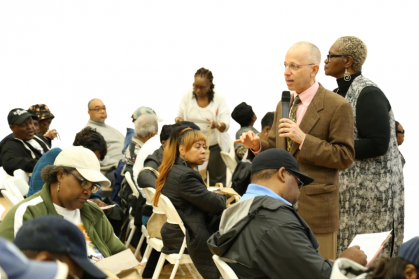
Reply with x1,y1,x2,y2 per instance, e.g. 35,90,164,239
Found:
180,140,207,167
193,76,211,98
324,42,346,79
56,169,92,210
39,118,53,135
397,123,405,146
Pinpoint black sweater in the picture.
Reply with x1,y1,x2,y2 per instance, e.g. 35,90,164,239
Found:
334,73,391,160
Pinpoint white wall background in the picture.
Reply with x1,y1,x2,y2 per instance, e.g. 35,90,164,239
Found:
1,1,417,241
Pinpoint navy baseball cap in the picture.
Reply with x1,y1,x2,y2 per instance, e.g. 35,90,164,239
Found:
14,216,107,279
0,237,68,279
398,236,419,267
252,148,314,185
7,108,39,125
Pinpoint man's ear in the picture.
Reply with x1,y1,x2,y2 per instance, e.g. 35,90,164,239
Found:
34,251,53,261
277,167,287,183
9,124,14,132
311,65,320,77
265,127,271,134
403,264,417,279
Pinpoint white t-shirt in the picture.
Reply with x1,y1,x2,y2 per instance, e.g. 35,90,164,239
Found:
53,204,104,263
177,89,231,151
27,139,45,155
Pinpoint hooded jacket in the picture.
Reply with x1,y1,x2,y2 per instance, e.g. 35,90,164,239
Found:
207,196,334,279
161,157,226,279
0,136,50,175
0,183,126,257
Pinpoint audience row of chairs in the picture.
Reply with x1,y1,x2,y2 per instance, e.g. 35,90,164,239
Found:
1,169,30,208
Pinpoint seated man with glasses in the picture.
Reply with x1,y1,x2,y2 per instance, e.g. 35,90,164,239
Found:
85,98,125,187
208,149,367,279
0,146,126,260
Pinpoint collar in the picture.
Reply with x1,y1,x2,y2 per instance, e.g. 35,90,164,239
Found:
131,137,145,147
295,82,319,105
88,119,106,127
336,72,362,97
239,184,292,206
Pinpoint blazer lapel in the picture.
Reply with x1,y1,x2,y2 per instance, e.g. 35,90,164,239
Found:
290,84,325,156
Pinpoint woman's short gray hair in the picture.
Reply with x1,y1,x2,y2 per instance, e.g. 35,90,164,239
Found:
134,114,158,138
336,36,368,72
41,165,74,185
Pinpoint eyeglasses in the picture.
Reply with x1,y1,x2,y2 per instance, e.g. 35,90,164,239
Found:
397,130,405,135
192,83,209,91
89,107,106,112
283,63,315,71
325,54,350,63
65,170,101,193
286,170,304,187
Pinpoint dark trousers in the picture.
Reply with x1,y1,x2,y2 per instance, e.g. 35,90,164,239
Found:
208,144,226,186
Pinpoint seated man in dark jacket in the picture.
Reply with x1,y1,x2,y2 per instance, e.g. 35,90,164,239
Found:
208,149,367,279
0,108,50,175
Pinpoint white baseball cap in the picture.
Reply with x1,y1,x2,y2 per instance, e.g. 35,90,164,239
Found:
54,146,111,188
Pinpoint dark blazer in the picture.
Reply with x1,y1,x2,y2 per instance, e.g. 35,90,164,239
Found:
161,157,226,279
260,83,355,233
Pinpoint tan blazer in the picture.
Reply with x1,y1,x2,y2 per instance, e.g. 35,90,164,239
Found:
261,83,355,233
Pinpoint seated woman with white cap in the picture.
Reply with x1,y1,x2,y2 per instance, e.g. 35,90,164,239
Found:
0,146,126,260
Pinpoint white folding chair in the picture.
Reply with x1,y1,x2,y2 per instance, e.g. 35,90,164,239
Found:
3,180,24,202
151,193,202,279
124,172,139,249
13,169,30,184
213,255,239,279
220,151,237,187
1,190,19,207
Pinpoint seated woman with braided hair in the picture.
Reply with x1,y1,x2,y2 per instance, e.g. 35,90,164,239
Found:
154,126,226,279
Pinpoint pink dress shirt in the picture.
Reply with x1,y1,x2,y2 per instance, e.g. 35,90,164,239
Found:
252,82,319,153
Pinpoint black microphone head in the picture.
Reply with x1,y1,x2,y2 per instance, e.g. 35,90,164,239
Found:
281,91,291,102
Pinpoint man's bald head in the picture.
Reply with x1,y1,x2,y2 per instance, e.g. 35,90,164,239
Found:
88,98,103,110
289,42,321,65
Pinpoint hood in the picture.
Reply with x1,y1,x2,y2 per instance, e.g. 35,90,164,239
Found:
207,196,289,257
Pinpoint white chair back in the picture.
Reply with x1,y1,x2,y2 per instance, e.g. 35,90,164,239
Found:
213,255,239,279
143,187,165,215
1,190,19,207
157,193,186,235
4,180,24,201
220,151,237,174
13,169,30,184
12,177,29,197
124,172,139,198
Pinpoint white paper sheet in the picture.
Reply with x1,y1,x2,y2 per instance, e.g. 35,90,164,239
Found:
348,231,392,266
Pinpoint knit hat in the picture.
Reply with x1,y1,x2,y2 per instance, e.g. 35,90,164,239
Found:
398,236,419,267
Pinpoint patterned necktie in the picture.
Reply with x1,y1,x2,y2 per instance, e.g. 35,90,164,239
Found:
287,95,301,151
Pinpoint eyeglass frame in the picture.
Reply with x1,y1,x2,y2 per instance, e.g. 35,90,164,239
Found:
88,107,106,112
283,63,315,71
325,54,351,63
286,170,304,187
192,83,210,91
64,169,101,193
397,130,405,135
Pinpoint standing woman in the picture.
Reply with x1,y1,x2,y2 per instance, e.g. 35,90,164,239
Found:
324,36,404,257
176,68,231,186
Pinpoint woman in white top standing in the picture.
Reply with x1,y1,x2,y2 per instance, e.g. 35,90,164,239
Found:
175,67,231,186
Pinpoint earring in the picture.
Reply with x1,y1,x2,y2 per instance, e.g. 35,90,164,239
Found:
344,68,351,81
57,182,60,192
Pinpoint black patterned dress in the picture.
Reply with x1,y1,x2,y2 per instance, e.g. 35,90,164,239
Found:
338,75,404,257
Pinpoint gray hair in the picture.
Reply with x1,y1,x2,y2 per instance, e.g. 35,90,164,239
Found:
292,41,321,65
41,165,74,185
87,98,101,109
335,36,367,72
134,114,158,138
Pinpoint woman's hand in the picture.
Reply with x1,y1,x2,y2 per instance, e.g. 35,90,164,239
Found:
44,129,58,140
206,118,226,132
175,117,183,123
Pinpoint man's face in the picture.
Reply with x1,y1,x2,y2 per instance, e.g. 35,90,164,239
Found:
32,119,40,134
282,170,301,206
88,99,107,123
397,123,404,146
10,117,35,141
284,46,316,94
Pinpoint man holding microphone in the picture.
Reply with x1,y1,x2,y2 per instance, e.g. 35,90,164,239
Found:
236,41,355,260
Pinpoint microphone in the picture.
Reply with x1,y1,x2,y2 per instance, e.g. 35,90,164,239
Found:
281,91,291,119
